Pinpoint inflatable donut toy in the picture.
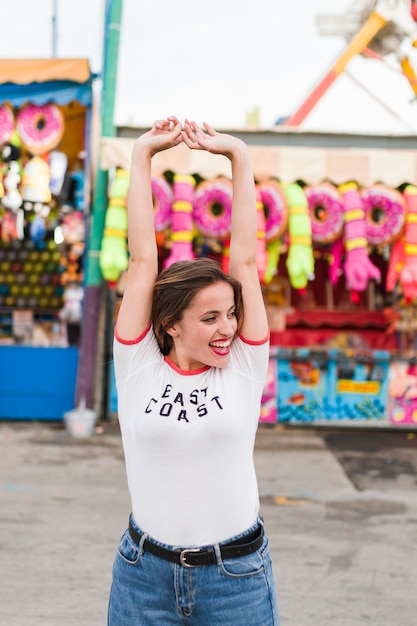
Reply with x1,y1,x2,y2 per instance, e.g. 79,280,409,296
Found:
305,182,344,244
0,104,15,145
361,184,405,246
257,180,288,242
151,175,173,232
17,104,64,155
193,178,232,238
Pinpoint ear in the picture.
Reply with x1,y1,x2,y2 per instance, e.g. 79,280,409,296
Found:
165,324,178,338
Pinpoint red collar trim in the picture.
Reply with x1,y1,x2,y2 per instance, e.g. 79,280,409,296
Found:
164,355,210,375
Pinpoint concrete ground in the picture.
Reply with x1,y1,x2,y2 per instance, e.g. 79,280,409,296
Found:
1,420,416,626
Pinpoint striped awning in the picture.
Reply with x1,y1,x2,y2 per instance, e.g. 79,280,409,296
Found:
100,137,417,187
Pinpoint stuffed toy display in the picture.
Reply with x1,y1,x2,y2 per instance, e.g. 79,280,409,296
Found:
0,100,90,324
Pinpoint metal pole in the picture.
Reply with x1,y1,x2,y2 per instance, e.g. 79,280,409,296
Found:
75,0,123,410
52,0,58,57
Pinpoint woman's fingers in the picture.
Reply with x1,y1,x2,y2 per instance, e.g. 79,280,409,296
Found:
181,119,199,147
153,117,181,133
202,122,216,137
150,117,219,150
182,119,216,149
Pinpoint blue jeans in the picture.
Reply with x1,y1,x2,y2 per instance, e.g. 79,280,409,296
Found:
108,515,279,625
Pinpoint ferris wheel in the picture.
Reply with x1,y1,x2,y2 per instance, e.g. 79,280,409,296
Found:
285,0,417,126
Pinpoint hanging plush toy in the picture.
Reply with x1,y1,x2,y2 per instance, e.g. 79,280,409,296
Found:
340,182,380,301
61,211,85,244
22,156,52,207
99,168,129,283
284,183,315,291
393,185,417,302
60,242,84,285
255,185,268,283
2,139,22,211
29,214,47,244
2,160,22,212
59,283,84,323
49,150,68,198
0,103,15,146
164,174,196,268
257,179,288,284
1,210,20,242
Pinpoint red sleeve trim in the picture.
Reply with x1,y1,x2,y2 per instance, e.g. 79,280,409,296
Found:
114,322,152,345
238,330,270,346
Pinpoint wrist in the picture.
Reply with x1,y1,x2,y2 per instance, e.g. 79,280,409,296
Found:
132,139,154,163
226,139,249,162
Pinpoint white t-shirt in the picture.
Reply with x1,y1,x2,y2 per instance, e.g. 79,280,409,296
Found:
113,324,269,546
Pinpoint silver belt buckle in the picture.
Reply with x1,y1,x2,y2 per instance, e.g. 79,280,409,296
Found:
179,548,201,568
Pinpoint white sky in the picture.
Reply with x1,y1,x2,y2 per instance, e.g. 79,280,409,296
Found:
1,0,417,134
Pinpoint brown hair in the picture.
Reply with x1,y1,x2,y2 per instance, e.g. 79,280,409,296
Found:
152,257,243,355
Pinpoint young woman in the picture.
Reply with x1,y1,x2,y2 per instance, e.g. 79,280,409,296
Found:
108,116,279,625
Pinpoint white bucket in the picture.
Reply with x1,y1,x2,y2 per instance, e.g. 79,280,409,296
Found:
64,399,97,438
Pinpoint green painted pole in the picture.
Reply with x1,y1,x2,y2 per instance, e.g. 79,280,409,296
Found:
75,0,124,409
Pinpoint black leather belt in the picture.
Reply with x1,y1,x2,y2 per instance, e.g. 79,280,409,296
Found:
128,521,264,568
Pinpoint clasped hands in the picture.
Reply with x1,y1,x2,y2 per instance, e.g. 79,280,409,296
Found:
138,115,245,159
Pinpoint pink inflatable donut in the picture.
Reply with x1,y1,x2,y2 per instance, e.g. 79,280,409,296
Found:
17,103,64,155
361,184,405,246
151,175,173,232
193,178,232,238
305,183,344,244
257,180,288,242
0,104,15,145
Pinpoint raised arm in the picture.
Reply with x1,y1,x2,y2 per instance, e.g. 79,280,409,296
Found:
182,121,268,341
116,116,183,340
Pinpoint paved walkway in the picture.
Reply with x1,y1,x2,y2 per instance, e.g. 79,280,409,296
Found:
1,421,416,625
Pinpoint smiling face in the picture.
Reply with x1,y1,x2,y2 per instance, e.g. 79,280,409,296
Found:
166,281,238,371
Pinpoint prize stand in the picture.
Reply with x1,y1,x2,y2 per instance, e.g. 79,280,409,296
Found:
261,181,417,430
0,59,92,420
99,136,417,430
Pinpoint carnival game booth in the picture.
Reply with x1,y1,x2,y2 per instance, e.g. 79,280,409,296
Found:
0,59,92,419
100,130,417,429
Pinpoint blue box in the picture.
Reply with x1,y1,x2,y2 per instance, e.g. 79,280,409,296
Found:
0,346,79,420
